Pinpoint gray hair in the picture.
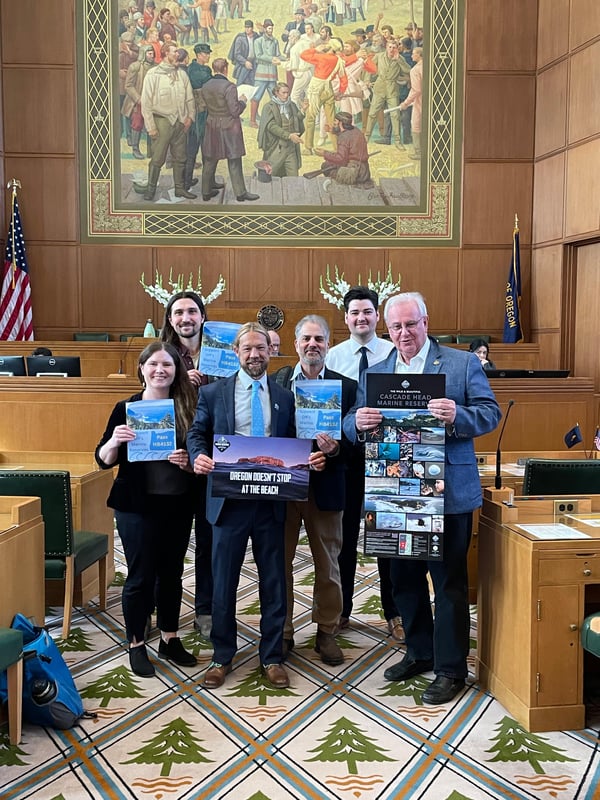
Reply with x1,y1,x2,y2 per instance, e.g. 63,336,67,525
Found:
384,292,428,323
294,314,330,341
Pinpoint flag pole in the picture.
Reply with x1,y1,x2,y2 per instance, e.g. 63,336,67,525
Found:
5,178,21,290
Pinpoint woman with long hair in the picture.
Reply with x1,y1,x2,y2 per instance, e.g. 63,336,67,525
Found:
96,342,199,677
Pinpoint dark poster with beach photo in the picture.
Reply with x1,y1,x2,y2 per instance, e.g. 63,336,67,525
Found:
211,435,311,501
363,374,446,560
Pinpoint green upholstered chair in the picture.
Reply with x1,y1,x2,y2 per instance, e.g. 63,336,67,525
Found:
434,334,455,343
73,332,110,342
582,614,600,659
0,471,108,640
119,333,143,341
522,459,600,496
456,334,491,344
0,627,23,744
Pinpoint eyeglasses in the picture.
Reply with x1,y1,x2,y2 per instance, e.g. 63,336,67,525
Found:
388,317,425,333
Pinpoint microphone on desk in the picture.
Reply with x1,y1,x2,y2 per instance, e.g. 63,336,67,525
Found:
495,399,515,490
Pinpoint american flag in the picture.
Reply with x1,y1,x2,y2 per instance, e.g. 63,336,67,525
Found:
594,427,600,452
0,194,34,341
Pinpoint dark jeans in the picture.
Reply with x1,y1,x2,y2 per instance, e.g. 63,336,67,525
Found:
338,453,364,618
194,477,213,616
390,512,473,679
211,499,286,665
116,496,194,644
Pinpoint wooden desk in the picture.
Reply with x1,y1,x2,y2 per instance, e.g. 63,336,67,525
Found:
478,489,600,732
0,496,45,626
0,453,115,607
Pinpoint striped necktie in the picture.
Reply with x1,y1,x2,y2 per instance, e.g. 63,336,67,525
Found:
251,380,264,436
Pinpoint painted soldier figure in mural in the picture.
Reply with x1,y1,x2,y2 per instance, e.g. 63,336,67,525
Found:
184,42,213,191
141,41,196,200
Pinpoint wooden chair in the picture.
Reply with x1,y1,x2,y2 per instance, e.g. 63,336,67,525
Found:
0,627,23,744
73,332,110,342
0,471,109,639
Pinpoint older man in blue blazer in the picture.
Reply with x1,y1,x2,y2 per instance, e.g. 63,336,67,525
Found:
188,322,325,691
343,292,501,704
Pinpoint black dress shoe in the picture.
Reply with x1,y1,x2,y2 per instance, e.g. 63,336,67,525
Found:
202,189,219,200
422,675,465,705
236,191,259,201
383,653,434,681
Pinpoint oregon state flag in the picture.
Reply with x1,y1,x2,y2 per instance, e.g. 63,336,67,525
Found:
503,218,523,343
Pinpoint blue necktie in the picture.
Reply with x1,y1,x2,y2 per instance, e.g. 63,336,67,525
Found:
251,380,264,436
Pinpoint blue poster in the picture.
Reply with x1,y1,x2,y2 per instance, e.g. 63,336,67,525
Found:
200,321,241,377
126,399,176,462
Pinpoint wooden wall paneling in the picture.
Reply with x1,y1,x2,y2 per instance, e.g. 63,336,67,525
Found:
464,75,535,160
532,153,565,244
466,0,538,71
79,246,155,332
569,0,600,52
534,62,568,158
0,0,75,65
530,331,562,370
3,68,75,153
27,245,80,330
537,0,570,68
460,249,517,334
462,163,533,245
568,42,600,145
230,248,310,304
565,140,600,237
3,157,78,241
574,242,600,388
153,247,231,311
530,245,563,332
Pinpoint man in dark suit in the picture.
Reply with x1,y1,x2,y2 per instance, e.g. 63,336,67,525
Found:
198,57,258,202
187,322,326,689
343,292,501,704
274,315,357,666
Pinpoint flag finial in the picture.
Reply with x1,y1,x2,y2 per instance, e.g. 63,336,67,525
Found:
514,213,519,231
6,178,21,192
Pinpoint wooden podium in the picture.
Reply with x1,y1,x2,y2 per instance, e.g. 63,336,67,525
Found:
478,488,600,732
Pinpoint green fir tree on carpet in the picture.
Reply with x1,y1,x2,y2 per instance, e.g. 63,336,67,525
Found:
111,571,126,587
306,716,395,774
357,594,385,618
241,598,262,615
245,792,271,800
486,716,578,774
57,626,94,653
122,717,212,777
81,665,145,707
0,731,28,768
225,666,298,704
356,551,376,567
299,571,315,586
181,629,211,653
378,674,430,703
445,792,476,800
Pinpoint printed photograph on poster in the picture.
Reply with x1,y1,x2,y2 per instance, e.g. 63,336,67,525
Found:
294,379,342,440
211,435,311,501
125,398,176,462
199,321,241,377
362,373,446,560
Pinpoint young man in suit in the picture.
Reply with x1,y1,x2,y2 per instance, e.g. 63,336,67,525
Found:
343,292,501,704
187,322,325,689
274,315,356,665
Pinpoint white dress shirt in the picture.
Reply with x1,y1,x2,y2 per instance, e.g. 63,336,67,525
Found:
325,335,394,381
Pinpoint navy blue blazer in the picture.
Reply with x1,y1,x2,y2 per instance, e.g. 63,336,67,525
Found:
187,372,296,524
343,338,501,515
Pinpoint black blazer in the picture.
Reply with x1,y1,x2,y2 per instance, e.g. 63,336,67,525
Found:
273,365,357,512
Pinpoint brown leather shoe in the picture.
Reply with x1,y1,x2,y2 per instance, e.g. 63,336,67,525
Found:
315,630,344,665
387,616,405,643
203,662,231,689
261,663,290,688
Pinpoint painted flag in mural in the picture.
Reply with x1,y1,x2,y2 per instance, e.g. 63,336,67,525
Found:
502,218,523,343
594,427,600,452
564,424,583,449
0,194,34,341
